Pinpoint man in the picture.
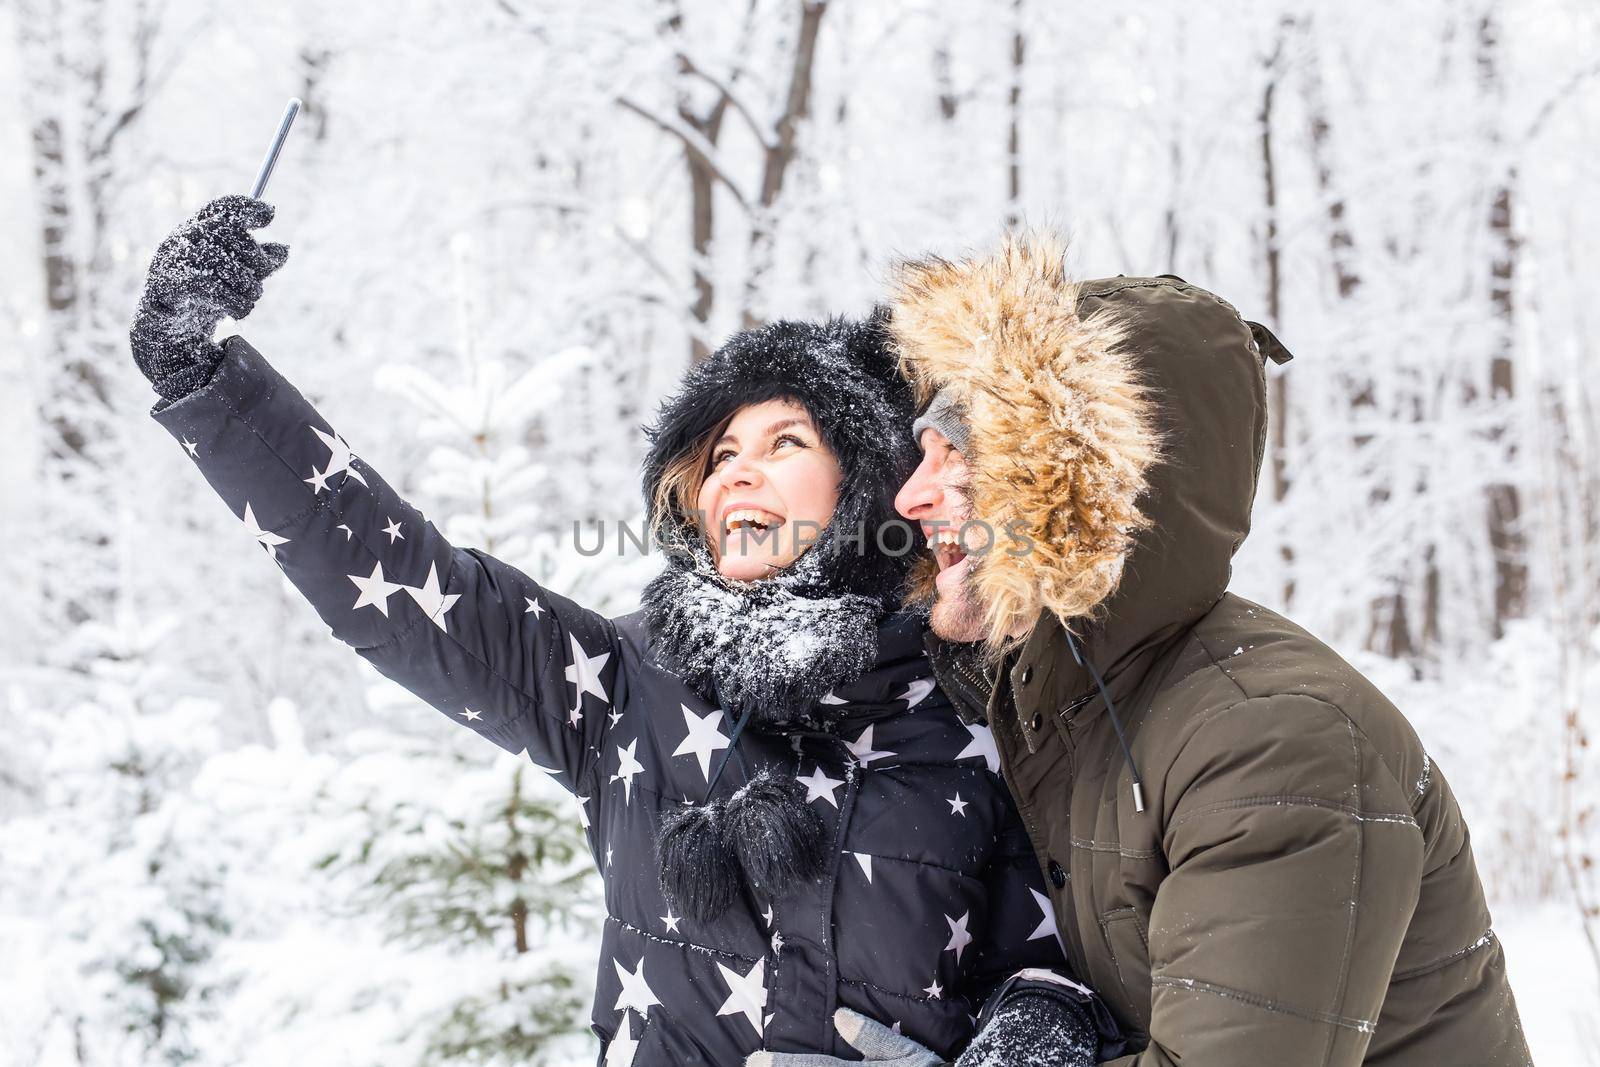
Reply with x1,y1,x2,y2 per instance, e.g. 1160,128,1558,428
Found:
885,235,1533,1065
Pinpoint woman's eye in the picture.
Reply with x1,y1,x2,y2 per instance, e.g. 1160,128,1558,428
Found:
711,449,735,467
773,433,806,452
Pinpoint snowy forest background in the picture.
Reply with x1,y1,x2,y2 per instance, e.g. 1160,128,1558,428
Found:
2,0,1597,1063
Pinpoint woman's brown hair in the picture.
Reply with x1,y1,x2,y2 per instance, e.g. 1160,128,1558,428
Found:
649,412,733,544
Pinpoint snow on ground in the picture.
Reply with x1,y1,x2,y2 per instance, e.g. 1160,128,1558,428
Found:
1498,900,1600,1067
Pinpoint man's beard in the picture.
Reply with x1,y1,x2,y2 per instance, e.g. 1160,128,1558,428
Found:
929,565,988,644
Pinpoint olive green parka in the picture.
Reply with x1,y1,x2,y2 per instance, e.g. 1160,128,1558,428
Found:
890,240,1533,1066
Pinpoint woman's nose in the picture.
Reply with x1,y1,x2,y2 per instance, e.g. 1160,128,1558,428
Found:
722,453,763,487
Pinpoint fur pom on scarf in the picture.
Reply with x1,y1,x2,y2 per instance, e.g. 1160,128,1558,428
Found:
643,541,887,921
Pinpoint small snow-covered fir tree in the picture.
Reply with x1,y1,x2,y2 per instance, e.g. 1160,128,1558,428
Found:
0,665,232,1067
309,726,600,1066
374,234,591,561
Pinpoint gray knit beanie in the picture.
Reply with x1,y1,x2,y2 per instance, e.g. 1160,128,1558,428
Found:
910,385,972,455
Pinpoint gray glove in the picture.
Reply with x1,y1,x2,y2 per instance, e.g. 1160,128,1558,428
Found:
129,194,288,402
747,1008,945,1067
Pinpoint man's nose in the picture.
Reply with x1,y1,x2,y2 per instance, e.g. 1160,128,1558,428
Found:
895,455,940,519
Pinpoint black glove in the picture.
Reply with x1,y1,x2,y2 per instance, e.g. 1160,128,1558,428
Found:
955,992,1098,1067
129,194,288,402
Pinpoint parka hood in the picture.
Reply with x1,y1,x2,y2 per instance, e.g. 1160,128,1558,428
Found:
889,234,1277,674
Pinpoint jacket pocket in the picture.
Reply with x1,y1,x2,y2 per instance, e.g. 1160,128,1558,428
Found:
1097,906,1152,1033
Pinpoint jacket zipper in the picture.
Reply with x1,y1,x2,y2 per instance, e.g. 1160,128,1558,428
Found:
1055,716,1091,984
994,686,1092,986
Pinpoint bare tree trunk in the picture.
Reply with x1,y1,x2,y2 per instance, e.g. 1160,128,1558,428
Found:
298,46,333,143
1258,19,1293,609
1300,31,1360,300
742,0,828,329
1161,12,1187,270
1536,332,1600,980
681,93,729,360
1478,10,1528,637
16,0,126,660
933,41,960,121
616,1,764,361
1299,39,1360,304
1294,15,1429,658
24,3,95,464
13,0,181,670
659,2,732,362
1003,0,1024,230
619,2,821,352
505,768,530,954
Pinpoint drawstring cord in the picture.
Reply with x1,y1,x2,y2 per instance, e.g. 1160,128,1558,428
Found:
703,696,900,803
1064,630,1146,813
706,706,757,798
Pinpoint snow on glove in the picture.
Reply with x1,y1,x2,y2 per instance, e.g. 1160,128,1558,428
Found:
129,194,289,402
954,992,1098,1067
745,1008,946,1067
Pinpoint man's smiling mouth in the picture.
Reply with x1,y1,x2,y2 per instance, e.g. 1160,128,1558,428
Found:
927,527,968,572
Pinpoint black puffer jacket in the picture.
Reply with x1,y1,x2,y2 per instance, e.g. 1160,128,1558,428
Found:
149,336,1109,1065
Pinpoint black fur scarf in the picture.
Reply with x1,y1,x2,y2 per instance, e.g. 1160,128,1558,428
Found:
642,539,890,922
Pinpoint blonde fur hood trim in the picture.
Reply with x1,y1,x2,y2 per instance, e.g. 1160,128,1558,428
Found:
889,233,1162,650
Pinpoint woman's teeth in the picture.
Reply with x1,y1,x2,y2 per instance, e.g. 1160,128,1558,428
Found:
724,508,783,533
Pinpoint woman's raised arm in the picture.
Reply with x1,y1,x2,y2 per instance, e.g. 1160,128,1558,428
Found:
128,197,621,796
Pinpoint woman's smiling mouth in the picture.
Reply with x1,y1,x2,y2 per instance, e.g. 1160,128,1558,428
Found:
721,505,786,536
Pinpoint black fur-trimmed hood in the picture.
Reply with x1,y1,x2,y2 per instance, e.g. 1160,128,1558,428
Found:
641,310,920,611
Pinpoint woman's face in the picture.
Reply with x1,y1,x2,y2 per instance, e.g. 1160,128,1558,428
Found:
695,398,843,581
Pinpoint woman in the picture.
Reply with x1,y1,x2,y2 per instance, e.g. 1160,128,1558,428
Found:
127,196,1119,1065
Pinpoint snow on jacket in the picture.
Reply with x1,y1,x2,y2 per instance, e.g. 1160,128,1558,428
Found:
891,248,1533,1066
150,335,1080,1065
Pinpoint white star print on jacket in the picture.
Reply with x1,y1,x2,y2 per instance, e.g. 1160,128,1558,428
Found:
671,705,731,782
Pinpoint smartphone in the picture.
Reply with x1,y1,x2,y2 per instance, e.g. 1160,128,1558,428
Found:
251,98,302,200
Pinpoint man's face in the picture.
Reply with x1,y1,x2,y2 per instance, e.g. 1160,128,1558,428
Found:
894,428,989,643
